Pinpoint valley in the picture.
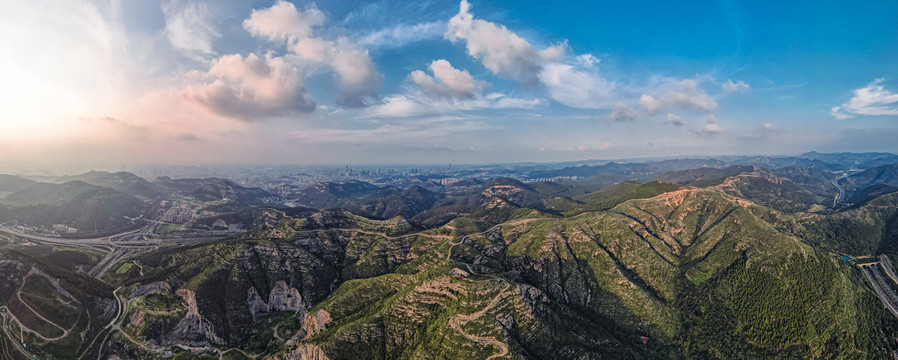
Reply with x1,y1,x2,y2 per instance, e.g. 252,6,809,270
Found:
2,153,898,359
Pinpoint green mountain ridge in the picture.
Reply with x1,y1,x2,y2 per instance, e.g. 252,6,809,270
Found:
95,187,898,359
0,181,146,233
4,159,898,359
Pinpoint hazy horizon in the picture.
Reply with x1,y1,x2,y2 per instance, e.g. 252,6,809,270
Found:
2,149,894,178
1,0,896,169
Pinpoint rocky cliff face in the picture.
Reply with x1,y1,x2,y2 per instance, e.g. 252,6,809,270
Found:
302,310,331,339
481,184,543,209
248,280,306,319
165,289,223,345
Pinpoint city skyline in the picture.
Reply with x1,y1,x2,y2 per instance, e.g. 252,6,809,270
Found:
1,0,897,171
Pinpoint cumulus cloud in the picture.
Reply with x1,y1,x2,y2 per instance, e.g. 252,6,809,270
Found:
163,0,220,57
242,0,324,42
409,59,480,99
722,79,749,92
443,1,613,110
607,103,636,122
539,61,613,109
639,94,660,114
238,1,383,108
640,78,717,114
831,79,898,119
182,53,315,119
446,0,565,86
327,40,383,107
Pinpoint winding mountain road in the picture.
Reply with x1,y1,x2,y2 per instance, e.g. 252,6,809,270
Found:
446,227,513,359
448,280,510,360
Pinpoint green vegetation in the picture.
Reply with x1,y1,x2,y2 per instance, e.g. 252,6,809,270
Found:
115,262,134,274
8,162,898,359
570,181,682,214
140,292,184,314
0,181,146,235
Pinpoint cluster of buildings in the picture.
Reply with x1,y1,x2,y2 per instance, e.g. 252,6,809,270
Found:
523,176,577,183
155,201,197,224
162,207,194,223
52,224,78,234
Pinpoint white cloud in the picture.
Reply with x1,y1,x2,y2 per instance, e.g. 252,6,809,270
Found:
607,103,636,122
575,54,598,67
239,1,382,108
539,62,613,109
443,1,615,110
667,79,717,112
830,106,852,120
290,37,330,66
695,114,722,134
367,92,543,118
642,78,717,114
367,96,431,118
722,79,749,92
446,0,565,86
329,39,383,107
182,53,314,119
639,94,660,114
358,21,445,49
409,59,480,99
242,0,324,43
831,79,898,119
162,0,220,58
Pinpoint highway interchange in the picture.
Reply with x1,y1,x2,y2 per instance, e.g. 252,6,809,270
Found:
0,211,234,279
0,207,238,359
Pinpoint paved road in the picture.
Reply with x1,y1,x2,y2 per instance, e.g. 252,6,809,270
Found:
448,280,511,360
871,265,898,310
76,286,123,360
861,265,898,319
831,177,846,209
879,255,898,286
1,219,233,279
0,308,42,359
445,226,513,359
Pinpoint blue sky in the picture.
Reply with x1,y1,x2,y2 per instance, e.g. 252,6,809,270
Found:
0,0,896,169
